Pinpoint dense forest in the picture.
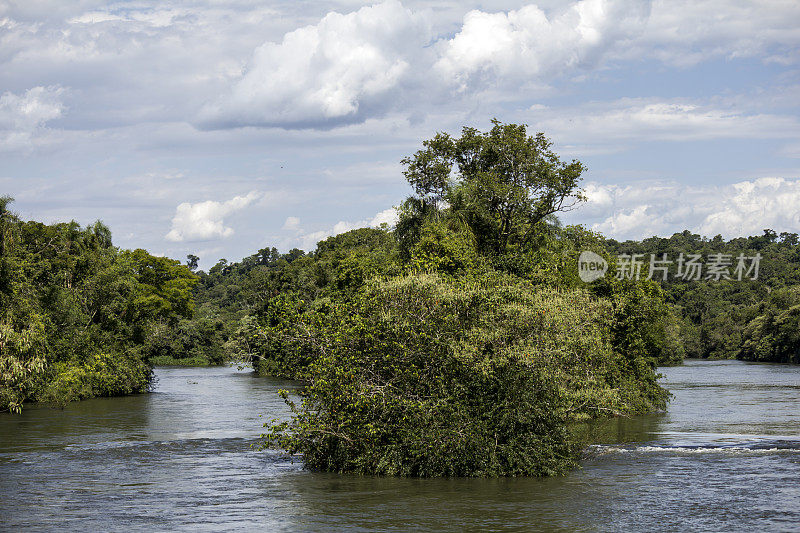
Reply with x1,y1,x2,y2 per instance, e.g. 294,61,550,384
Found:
606,230,800,364
0,196,197,413
233,122,677,476
3,120,798,477
185,227,800,371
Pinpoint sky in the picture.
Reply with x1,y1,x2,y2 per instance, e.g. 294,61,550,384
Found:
1,0,799,268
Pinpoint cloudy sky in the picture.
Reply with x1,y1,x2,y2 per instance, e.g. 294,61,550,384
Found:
2,0,799,268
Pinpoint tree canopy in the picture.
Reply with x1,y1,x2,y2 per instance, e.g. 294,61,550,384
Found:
0,198,198,412
398,120,585,259
247,122,673,477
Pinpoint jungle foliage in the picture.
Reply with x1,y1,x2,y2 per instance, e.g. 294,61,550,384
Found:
0,196,198,412
264,273,669,476
225,122,678,477
605,230,800,363
5,121,730,478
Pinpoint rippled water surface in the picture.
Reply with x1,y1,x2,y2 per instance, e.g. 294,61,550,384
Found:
1,360,799,532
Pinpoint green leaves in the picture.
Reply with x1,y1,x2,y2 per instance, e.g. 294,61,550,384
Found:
401,132,456,201
603,229,800,362
398,121,586,260
0,318,47,413
0,211,198,412
264,272,668,477
740,288,800,364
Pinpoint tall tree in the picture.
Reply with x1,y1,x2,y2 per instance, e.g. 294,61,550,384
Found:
399,120,586,257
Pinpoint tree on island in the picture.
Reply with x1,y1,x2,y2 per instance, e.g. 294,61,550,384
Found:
262,122,671,477
397,119,585,259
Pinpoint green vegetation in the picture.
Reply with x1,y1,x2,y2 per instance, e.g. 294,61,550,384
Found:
232,121,677,477
605,230,800,363
0,196,198,412
265,273,668,476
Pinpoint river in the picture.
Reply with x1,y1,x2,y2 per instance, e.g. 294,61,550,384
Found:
1,360,798,532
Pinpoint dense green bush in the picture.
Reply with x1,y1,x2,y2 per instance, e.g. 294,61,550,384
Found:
254,122,675,478
41,351,151,406
227,294,322,379
141,316,227,366
265,273,668,477
0,318,47,413
739,287,800,364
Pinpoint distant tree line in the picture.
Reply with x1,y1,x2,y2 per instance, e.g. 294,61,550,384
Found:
605,229,800,364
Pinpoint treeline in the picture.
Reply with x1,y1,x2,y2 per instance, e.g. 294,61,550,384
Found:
606,230,800,364
188,227,800,369
202,121,679,476
0,197,197,412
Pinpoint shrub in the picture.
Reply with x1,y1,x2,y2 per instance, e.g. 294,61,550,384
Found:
41,351,151,407
264,272,668,476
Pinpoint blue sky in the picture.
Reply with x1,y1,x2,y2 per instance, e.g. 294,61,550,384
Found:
1,0,799,268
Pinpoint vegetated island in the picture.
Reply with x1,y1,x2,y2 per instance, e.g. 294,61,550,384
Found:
3,121,798,477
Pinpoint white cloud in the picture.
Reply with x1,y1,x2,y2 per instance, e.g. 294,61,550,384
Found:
198,1,431,129
0,86,64,151
526,97,800,151
0,3,277,131
592,204,672,238
165,191,260,242
580,181,708,239
583,182,614,207
321,160,402,184
369,207,399,227
4,1,798,132
3,1,799,270
641,0,800,66
191,0,800,130
572,177,800,240
699,177,800,238
0,1,107,22
436,0,800,90
435,0,648,91
137,170,184,181
282,216,301,230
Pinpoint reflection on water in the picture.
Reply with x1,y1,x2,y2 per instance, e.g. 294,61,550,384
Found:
1,360,799,532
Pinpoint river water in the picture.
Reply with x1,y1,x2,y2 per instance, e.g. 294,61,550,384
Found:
1,360,798,532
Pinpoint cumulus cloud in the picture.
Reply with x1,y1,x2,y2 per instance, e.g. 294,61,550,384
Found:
436,0,800,90
0,3,274,131
592,203,675,238
4,1,799,132
699,178,800,237
191,0,800,130
0,86,64,151
198,1,431,129
165,191,260,242
435,0,648,90
369,207,400,227
3,0,800,268
573,177,800,240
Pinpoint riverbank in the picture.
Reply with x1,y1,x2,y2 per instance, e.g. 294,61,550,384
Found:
147,355,225,367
